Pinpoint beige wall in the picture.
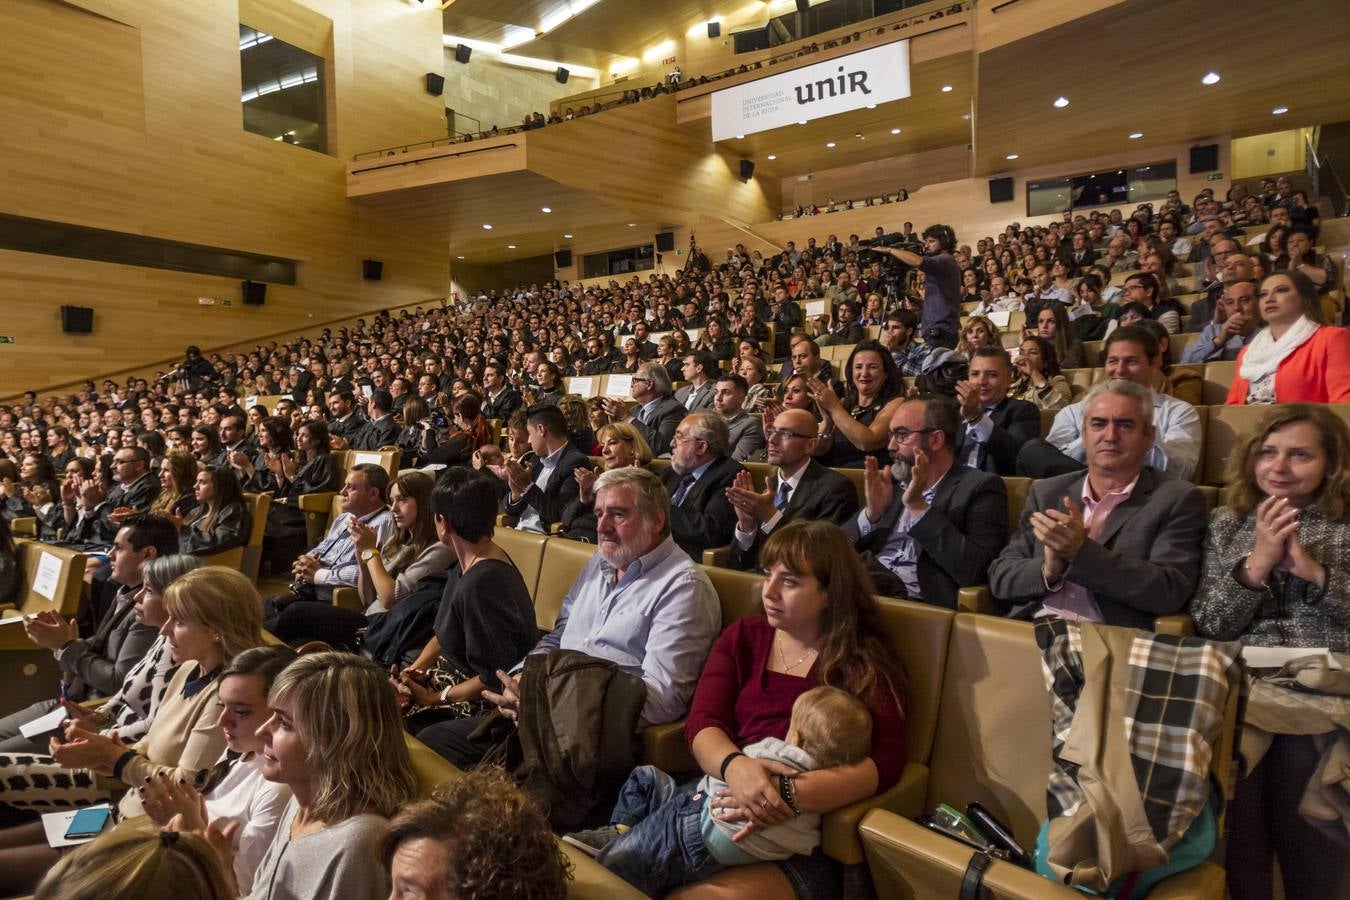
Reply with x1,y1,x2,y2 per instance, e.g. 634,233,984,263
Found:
442,50,598,137
781,145,972,213
1230,129,1309,180
0,0,450,398
451,255,556,298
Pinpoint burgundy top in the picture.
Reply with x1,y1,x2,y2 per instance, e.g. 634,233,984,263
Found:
684,616,908,791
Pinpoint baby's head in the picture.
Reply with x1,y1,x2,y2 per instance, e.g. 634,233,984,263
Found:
785,686,872,769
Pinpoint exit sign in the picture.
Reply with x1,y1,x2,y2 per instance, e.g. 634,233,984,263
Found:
1206,172,1224,181
0,336,14,344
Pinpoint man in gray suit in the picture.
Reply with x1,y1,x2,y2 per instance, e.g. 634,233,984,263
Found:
604,361,684,457
989,379,1207,630
714,373,765,462
674,351,717,413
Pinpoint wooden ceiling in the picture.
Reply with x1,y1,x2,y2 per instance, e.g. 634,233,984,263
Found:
973,0,1350,175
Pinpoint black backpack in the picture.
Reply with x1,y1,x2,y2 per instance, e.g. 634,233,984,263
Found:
362,570,451,668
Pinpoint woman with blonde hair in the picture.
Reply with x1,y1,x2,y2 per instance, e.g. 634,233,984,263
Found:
34,829,233,900
1191,405,1350,899
561,421,653,543
151,449,198,520
956,315,999,358
178,465,250,557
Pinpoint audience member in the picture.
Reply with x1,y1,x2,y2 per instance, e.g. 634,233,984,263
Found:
494,403,591,534
810,340,906,469
34,828,233,900
662,412,743,561
1225,271,1350,405
715,373,766,462
608,361,684,457
178,465,250,557
957,347,1042,473
1010,336,1073,412
1180,278,1260,364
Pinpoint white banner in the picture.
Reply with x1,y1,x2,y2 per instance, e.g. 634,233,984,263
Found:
711,41,910,142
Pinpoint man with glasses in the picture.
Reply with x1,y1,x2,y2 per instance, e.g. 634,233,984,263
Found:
606,362,684,457
843,396,1006,607
724,408,858,571
61,445,160,545
1186,238,1243,330
660,412,742,561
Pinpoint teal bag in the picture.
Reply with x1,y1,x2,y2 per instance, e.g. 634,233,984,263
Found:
1032,790,1218,897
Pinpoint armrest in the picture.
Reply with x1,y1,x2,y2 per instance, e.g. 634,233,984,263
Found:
701,545,730,567
1147,861,1225,899
548,522,564,535
642,719,696,774
822,761,929,865
0,624,38,651
1154,614,1196,637
297,492,336,512
956,585,997,615
331,587,363,613
496,513,517,527
10,517,36,537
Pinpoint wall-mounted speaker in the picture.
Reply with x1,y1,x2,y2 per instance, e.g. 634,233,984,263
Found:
61,305,94,334
425,72,444,95
554,249,572,268
454,44,472,64
707,21,721,37
362,259,383,281
242,280,267,306
1189,143,1219,174
739,159,755,180
555,67,570,84
655,231,676,252
988,176,1014,203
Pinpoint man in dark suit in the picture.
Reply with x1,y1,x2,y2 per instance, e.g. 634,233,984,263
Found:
775,336,839,392
631,321,659,360
661,412,742,561
61,445,161,545
955,347,1041,476
606,361,684,457
844,396,1007,608
326,390,366,445
351,390,400,450
494,404,590,534
480,363,522,422
767,286,803,357
725,408,859,571
988,380,1206,630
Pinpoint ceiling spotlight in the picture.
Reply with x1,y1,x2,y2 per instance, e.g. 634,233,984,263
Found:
890,128,901,135
866,104,876,109
826,141,836,148
941,84,953,92
766,154,777,160
1272,106,1289,115
482,224,492,229
1128,131,1143,139
1053,96,1069,108
627,223,636,227
563,233,573,238
1005,153,1019,160
507,244,516,249
541,206,552,213
797,119,807,125
734,134,744,140
1201,71,1221,85
455,255,465,259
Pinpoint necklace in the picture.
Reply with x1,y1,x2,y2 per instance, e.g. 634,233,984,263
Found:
775,632,817,674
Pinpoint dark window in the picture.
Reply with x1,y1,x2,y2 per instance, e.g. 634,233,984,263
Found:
581,245,655,279
240,25,327,153
1027,161,1178,216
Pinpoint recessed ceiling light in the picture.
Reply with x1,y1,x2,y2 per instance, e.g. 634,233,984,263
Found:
890,128,901,135
481,224,492,230
961,114,971,120
541,206,552,213
1201,71,1221,85
941,84,953,92
797,119,807,125
866,104,876,109
734,134,744,140
563,233,573,238
1128,132,1143,139
1052,96,1069,108
1272,106,1289,115
1005,153,1019,160
826,141,836,148
627,223,635,227
507,244,516,249
456,255,465,259
766,154,777,160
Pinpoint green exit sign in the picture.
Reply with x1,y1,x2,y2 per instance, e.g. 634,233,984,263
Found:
1206,172,1224,181
221,298,233,307
0,336,14,344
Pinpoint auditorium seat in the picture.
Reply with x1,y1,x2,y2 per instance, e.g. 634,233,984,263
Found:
1201,403,1350,486
201,492,270,578
0,541,88,709
1200,361,1236,405
533,535,598,631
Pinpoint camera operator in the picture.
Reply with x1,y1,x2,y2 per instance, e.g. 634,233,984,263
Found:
877,224,961,349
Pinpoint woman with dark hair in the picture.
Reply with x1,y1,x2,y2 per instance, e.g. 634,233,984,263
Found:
1011,336,1072,411
1274,225,1335,295
395,469,537,736
1259,224,1289,260
190,425,226,468
808,339,905,469
1191,405,1350,900
1033,302,1084,369
394,396,436,467
232,416,293,494
529,361,564,407
179,466,250,557
260,419,338,576
1226,271,1350,404
18,452,59,505
424,393,491,467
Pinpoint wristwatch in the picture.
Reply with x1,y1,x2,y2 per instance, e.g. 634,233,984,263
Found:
360,548,378,563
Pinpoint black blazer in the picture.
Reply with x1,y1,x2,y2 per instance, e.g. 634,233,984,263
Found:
661,456,743,561
353,416,400,450
482,387,523,422
842,464,1008,609
503,444,591,530
957,398,1041,476
91,472,162,544
179,501,251,557
632,396,686,458
729,459,860,571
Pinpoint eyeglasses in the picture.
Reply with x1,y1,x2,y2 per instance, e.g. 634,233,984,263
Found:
764,427,815,441
888,428,936,443
631,376,652,384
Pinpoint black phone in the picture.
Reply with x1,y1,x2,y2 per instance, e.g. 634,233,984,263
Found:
966,802,1031,868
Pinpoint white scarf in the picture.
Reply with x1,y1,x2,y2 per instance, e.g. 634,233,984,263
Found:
1239,315,1319,385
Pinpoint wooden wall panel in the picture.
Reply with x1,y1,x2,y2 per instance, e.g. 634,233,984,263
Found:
0,0,450,396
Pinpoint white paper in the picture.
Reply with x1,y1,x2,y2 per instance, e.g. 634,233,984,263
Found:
1241,645,1340,669
685,328,701,340
987,310,1011,328
42,804,112,848
244,395,259,409
32,551,62,602
606,374,634,398
0,614,25,626
361,384,373,398
805,300,828,317
351,452,383,467
568,376,596,398
20,705,68,739
1245,231,1267,247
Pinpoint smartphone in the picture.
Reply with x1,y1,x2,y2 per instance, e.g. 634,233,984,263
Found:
65,806,112,840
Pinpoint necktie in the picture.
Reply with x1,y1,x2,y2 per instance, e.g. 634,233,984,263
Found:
774,480,792,512
671,474,696,506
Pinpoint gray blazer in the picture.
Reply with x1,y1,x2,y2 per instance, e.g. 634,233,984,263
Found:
675,382,715,413
725,412,766,462
988,467,1207,630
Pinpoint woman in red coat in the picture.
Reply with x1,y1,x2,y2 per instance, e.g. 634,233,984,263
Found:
1226,271,1350,405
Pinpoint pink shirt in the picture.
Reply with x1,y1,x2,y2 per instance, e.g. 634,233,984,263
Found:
1040,475,1140,622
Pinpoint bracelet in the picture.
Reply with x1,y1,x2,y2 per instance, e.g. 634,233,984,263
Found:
719,750,745,781
778,774,801,815
111,750,138,782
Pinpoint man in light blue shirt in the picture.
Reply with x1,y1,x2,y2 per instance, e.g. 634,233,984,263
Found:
418,467,721,766
1179,279,1259,364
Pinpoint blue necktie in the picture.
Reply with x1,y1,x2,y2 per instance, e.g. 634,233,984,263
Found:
775,480,792,512
671,474,696,506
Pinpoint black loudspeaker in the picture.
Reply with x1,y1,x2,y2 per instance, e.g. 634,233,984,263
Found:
1189,143,1219,174
362,259,383,281
739,159,755,180
988,176,1014,203
60,305,94,335
655,231,676,252
425,72,444,95
555,67,569,84
796,0,809,12
242,280,267,306
454,44,472,64
554,249,572,268
707,21,721,37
